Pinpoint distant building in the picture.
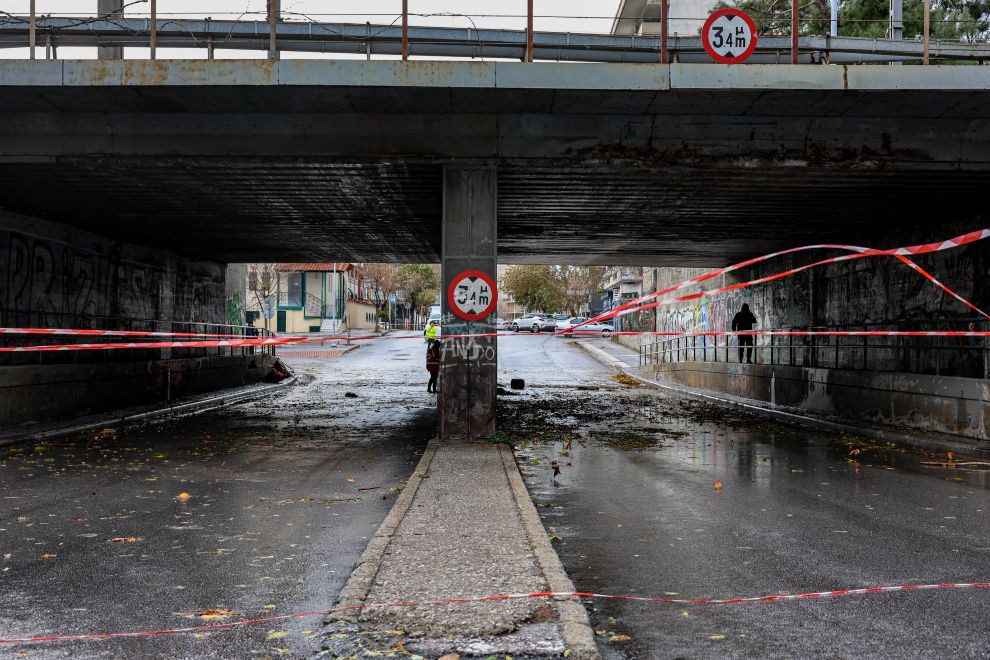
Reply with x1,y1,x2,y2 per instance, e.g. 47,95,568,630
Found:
612,0,716,38
602,267,644,311
271,263,377,334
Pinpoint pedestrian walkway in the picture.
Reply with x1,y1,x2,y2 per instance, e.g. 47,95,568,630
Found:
322,442,598,659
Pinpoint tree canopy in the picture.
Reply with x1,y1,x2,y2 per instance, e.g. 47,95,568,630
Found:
398,264,440,316
499,266,605,316
710,0,989,40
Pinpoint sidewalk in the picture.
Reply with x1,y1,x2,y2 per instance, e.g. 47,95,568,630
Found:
321,442,599,659
576,338,990,458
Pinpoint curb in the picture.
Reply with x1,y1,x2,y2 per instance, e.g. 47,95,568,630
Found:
0,377,296,448
498,444,601,660
575,340,990,458
325,440,439,624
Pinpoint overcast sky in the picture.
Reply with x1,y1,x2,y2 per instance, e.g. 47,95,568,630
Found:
3,1,622,59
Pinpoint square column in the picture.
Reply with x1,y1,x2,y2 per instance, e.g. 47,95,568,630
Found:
439,166,497,441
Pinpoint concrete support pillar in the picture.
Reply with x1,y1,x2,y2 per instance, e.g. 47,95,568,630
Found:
439,166,498,441
97,0,123,60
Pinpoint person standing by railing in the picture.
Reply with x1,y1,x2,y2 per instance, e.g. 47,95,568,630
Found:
732,303,757,364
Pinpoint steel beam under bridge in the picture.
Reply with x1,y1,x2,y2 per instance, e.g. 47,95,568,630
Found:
1,59,990,266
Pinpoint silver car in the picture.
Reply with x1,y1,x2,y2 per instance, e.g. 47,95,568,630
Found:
554,317,614,337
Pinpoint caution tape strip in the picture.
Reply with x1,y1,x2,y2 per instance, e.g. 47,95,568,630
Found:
1,583,987,644
1,329,989,353
0,337,307,353
0,328,252,338
571,227,990,332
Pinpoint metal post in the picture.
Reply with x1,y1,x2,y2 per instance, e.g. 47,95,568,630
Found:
830,0,838,36
889,0,903,39
150,0,156,59
526,0,534,62
97,0,123,60
29,0,36,60
401,0,409,60
268,0,279,60
923,0,930,64
659,0,669,64
791,0,799,64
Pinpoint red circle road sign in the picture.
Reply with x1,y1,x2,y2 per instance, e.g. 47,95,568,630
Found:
447,270,498,322
702,8,758,65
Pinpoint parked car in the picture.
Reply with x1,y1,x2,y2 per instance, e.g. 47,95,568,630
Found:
555,316,614,337
496,318,509,329
511,313,551,333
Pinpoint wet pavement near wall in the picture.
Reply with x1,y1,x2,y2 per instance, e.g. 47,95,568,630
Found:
0,334,433,659
498,369,990,659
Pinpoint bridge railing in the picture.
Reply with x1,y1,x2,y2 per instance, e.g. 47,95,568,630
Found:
640,318,989,380
0,308,277,368
0,2,982,65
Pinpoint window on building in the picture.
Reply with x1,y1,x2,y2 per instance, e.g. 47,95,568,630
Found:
279,272,303,307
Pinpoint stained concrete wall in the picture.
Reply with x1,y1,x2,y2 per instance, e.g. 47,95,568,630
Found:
649,361,990,441
0,353,275,428
626,217,990,377
0,209,226,331
0,210,269,428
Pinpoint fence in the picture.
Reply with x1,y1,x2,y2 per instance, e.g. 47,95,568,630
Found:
0,2,985,65
640,318,989,380
0,308,276,368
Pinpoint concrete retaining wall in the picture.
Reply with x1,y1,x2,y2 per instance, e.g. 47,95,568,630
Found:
0,209,226,332
650,361,990,440
0,353,276,429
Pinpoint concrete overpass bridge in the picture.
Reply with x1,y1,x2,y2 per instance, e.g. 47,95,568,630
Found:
2,58,989,439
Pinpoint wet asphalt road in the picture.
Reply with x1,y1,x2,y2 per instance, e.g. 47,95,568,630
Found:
0,333,433,659
499,334,990,659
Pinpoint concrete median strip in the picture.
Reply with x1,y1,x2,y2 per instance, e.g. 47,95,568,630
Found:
323,440,600,659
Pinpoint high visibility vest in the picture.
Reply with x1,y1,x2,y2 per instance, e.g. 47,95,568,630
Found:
425,325,439,340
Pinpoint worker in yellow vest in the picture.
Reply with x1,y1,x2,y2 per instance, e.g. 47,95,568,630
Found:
425,319,440,344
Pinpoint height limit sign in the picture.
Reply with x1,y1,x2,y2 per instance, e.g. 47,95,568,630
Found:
447,270,498,322
702,8,758,64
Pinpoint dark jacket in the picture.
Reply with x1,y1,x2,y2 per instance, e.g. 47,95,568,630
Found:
732,309,757,332
426,346,440,373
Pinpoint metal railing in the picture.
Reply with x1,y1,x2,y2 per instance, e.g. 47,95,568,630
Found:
0,7,985,65
640,318,989,379
0,308,277,368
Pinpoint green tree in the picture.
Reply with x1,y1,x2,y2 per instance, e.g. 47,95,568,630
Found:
840,0,988,39
398,264,440,317
710,0,987,38
500,265,565,314
711,0,830,35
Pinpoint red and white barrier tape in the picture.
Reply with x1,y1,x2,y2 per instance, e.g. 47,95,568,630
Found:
570,228,990,332
0,337,306,353
2,329,990,353
0,328,250,339
1,582,987,644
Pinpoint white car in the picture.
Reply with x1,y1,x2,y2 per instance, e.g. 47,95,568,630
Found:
555,317,614,337
510,314,549,333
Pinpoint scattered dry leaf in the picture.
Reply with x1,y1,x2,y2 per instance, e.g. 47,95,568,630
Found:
176,492,191,501
346,478,356,484
109,537,141,543
439,654,460,660
188,609,237,620
712,480,723,490
609,634,632,642
266,630,288,641
41,553,56,559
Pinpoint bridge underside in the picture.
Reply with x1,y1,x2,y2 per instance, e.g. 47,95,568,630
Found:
0,159,986,265
2,60,990,266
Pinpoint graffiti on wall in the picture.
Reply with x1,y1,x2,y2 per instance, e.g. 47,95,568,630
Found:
2,227,224,327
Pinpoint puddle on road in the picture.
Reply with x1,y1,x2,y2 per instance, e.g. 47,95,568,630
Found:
499,386,990,490
500,384,990,658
